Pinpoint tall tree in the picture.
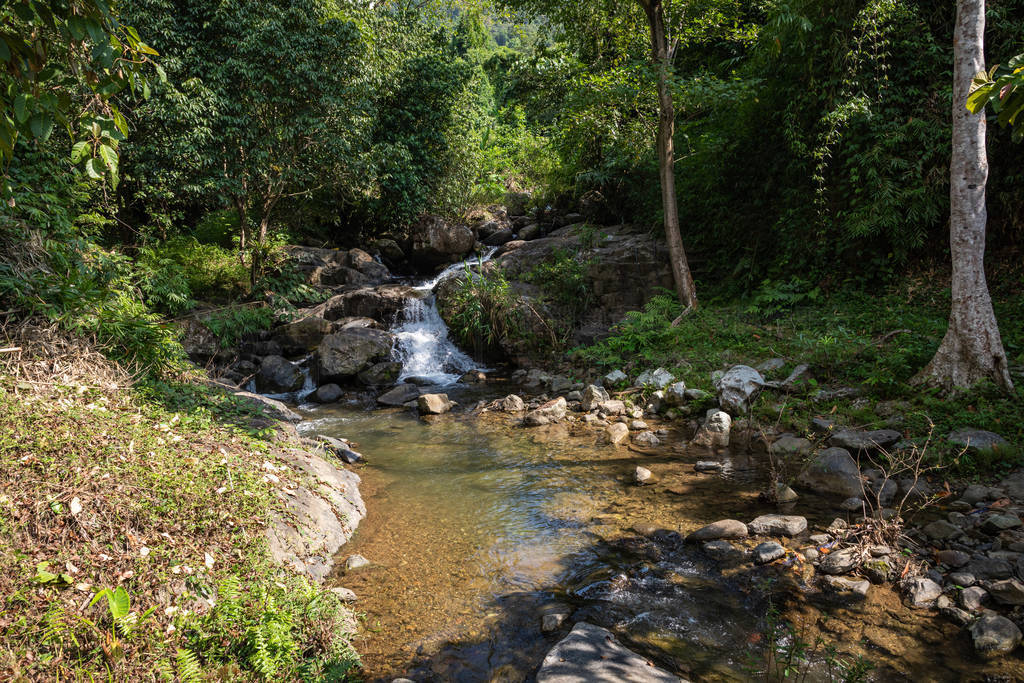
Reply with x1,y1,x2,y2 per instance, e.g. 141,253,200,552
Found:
916,0,1013,391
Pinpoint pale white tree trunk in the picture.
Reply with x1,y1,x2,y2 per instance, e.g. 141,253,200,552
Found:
916,0,1013,391
638,0,698,313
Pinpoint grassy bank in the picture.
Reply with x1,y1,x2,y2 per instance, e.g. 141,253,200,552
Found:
0,327,358,681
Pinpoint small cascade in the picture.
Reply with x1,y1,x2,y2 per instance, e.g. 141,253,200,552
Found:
393,248,498,385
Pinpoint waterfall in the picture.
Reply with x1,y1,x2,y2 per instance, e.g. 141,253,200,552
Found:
393,248,498,385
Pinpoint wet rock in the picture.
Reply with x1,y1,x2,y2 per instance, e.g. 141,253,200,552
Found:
692,410,731,449
632,431,661,447
715,365,765,415
316,285,416,323
377,383,420,406
949,572,975,587
274,316,332,354
418,393,452,416
775,483,799,503
828,429,901,452
663,381,687,407
702,540,743,560
686,519,748,542
603,369,628,386
581,385,610,411
630,420,649,431
330,587,357,602
541,612,570,633
822,576,871,598
796,447,863,498
988,578,1024,605
313,435,362,464
536,622,681,683
636,367,674,389
903,576,942,608
460,369,487,384
970,614,1022,658
695,461,723,472
634,466,653,485
983,513,1022,534
525,397,568,426
960,586,988,610
357,361,402,387
314,383,343,403
605,422,630,446
499,394,526,412
754,542,786,564
484,228,514,246
771,436,813,458
316,328,394,383
818,548,862,575
749,515,807,537
256,355,305,394
344,554,370,571
924,519,963,541
948,429,1009,454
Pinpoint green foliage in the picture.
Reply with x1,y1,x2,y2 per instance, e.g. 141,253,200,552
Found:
202,306,277,349
441,264,523,358
192,209,239,247
135,245,194,315
521,247,593,338
745,278,821,318
968,54,1024,141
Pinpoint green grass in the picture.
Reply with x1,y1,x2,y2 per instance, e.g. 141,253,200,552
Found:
0,371,359,680
571,273,1024,475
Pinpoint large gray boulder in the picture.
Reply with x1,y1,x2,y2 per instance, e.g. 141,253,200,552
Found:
796,447,863,498
273,316,331,355
377,383,420,406
828,429,901,453
255,355,305,394
715,365,765,414
357,361,402,387
410,215,475,267
315,285,416,323
949,429,1009,454
536,622,684,683
316,328,394,383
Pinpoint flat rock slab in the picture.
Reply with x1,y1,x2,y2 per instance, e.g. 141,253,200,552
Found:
828,429,901,452
748,514,807,537
686,519,748,542
536,622,685,683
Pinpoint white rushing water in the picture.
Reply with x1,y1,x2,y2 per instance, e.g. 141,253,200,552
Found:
392,248,498,385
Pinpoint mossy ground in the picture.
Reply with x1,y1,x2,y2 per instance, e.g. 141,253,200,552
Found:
0,331,359,681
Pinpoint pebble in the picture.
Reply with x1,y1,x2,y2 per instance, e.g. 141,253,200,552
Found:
753,542,786,564
903,576,942,608
541,612,569,633
344,554,370,571
329,587,357,602
960,586,988,611
634,466,653,485
694,461,723,472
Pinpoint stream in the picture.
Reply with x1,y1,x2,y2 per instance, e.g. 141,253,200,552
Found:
277,257,1018,682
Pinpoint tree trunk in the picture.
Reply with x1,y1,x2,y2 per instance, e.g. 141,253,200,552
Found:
234,195,249,265
639,0,698,312
915,0,1013,392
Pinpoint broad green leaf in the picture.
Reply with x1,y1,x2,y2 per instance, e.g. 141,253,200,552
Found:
29,112,54,141
71,140,90,163
13,94,28,123
0,39,10,62
966,86,992,115
108,586,130,620
85,157,103,179
99,143,118,172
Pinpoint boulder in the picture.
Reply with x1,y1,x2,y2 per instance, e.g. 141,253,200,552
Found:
632,431,661,447
483,228,514,246
536,622,682,683
948,429,1009,454
748,515,807,537
663,381,687,407
686,519,748,542
409,215,475,267
357,361,402,387
796,447,863,498
598,399,627,416
754,542,786,564
313,384,342,403
518,223,542,241
372,238,405,263
316,328,394,383
418,393,452,415
636,367,674,389
818,548,862,575
988,578,1024,606
274,316,332,354
605,422,630,446
634,466,653,485
234,391,302,423
692,410,731,449
603,369,628,386
255,355,305,394
318,265,368,287
970,614,1022,658
828,429,901,452
505,191,532,216
525,397,568,426
903,576,942,608
715,365,765,414
499,394,526,412
377,383,420,406
771,436,813,458
960,586,988,610
316,285,416,323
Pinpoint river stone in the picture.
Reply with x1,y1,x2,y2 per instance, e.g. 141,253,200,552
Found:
686,519,748,542
970,614,1023,658
603,369,628,386
966,557,1014,580
549,375,574,393
948,429,1009,454
605,422,630,446
525,397,568,426
344,554,370,571
702,540,743,560
377,383,420,406
330,587,357,602
771,436,813,458
827,429,901,453
630,420,649,431
632,431,661,447
314,383,342,403
499,394,526,412
484,228,514,246
599,399,627,416
692,410,731,449
460,369,487,384
961,484,999,505
822,575,871,598
541,612,570,633
949,572,975,587
314,435,362,464
636,368,674,389
775,483,799,503
924,519,963,541
999,470,1024,501
663,381,687,407
256,355,305,394
536,622,683,683
357,361,402,387
818,548,861,575
841,497,864,512
754,542,786,564
796,447,863,498
316,328,394,382
936,550,970,568
749,515,807,537
715,365,764,415
581,385,610,411
983,513,1022,534
960,585,988,610
695,461,723,472
903,576,942,608
418,393,452,415
635,466,653,485
409,215,474,267
988,578,1024,605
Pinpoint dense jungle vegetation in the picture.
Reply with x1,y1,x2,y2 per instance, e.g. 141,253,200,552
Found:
2,0,1024,679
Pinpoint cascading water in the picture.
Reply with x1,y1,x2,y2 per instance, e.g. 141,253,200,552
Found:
392,248,498,385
